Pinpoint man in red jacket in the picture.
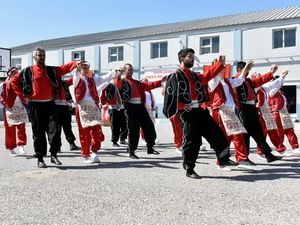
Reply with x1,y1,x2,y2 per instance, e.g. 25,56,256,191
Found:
114,63,165,159
10,47,80,168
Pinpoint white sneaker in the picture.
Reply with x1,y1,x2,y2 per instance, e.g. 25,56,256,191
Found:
217,165,231,171
18,146,26,154
176,147,183,153
281,150,293,157
237,161,255,170
272,151,283,157
200,145,207,151
9,150,18,157
257,154,266,161
90,152,100,163
83,157,93,164
292,148,300,155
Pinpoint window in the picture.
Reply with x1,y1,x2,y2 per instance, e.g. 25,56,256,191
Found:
72,51,85,60
282,85,296,113
151,42,168,59
200,36,219,55
108,47,123,62
11,58,22,70
273,28,296,49
0,56,2,70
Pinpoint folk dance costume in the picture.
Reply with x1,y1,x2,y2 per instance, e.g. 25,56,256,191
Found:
267,77,300,155
55,78,80,151
255,78,287,156
140,90,157,141
10,59,78,168
234,65,282,163
162,83,184,152
169,113,184,152
114,66,162,159
163,58,237,178
208,75,251,166
73,66,119,163
0,70,28,156
101,83,128,147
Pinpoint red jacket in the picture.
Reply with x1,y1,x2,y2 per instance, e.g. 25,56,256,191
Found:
256,88,267,108
74,77,99,104
1,78,26,108
269,90,285,112
209,78,240,110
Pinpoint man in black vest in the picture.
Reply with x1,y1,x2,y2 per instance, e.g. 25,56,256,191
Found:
114,63,165,159
234,61,282,163
163,48,237,179
10,47,80,168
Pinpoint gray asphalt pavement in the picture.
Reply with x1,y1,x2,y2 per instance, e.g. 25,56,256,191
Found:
0,119,300,225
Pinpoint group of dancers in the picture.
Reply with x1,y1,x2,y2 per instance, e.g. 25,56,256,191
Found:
0,47,299,179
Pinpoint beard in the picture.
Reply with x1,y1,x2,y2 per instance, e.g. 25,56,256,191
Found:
184,60,194,68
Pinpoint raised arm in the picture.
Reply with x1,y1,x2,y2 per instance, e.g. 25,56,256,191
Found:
208,76,220,92
263,71,288,97
250,65,277,88
200,55,226,84
73,69,81,88
229,77,245,88
94,70,118,88
140,80,162,91
55,61,78,77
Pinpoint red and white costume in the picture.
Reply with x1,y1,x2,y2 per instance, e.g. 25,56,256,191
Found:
73,69,118,158
255,78,286,155
0,76,28,151
208,75,248,163
267,77,299,150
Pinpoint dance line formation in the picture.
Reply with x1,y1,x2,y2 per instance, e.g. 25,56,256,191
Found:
1,47,299,179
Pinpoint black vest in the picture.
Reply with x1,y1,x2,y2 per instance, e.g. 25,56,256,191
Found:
20,66,58,98
118,79,141,102
105,83,116,101
235,78,256,102
61,80,73,102
163,69,209,118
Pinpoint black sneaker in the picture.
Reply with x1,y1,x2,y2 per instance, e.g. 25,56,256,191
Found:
147,149,160,155
37,160,47,168
129,153,139,159
120,140,128,145
113,142,120,147
186,169,201,179
266,153,282,163
70,143,81,151
219,158,238,166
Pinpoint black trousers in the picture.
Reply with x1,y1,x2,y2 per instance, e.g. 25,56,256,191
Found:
55,104,76,146
28,101,60,160
179,108,230,170
125,103,156,153
236,104,272,156
109,108,128,143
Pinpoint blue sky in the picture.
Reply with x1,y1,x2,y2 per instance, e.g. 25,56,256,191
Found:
1,0,300,48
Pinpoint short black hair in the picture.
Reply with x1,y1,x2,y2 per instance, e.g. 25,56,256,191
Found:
236,61,246,72
274,75,280,79
178,48,195,63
